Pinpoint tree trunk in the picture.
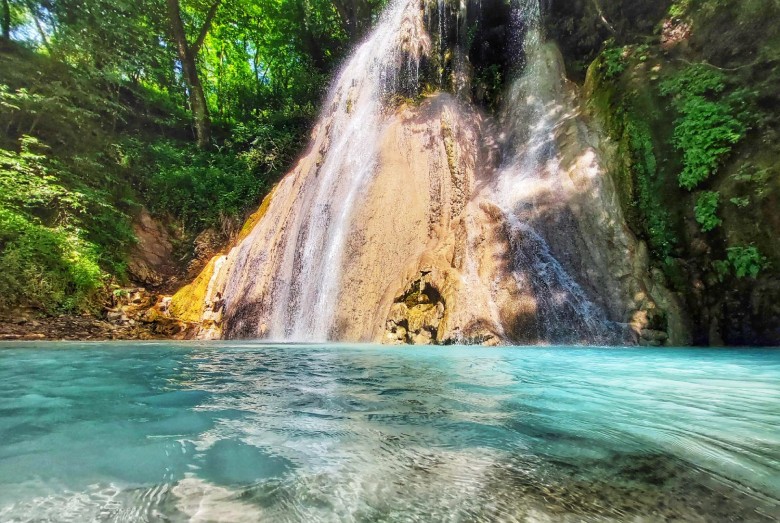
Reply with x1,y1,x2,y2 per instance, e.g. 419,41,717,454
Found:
1,0,10,40
166,0,213,148
332,0,373,41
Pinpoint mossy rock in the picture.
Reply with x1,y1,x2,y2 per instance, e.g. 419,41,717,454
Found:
237,184,278,242
169,256,219,323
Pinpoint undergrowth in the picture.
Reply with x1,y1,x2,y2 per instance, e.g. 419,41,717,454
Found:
0,46,308,314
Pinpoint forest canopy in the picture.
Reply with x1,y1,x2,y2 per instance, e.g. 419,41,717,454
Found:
2,0,387,140
0,0,385,313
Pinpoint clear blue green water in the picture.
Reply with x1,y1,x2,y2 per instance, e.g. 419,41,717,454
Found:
0,343,778,522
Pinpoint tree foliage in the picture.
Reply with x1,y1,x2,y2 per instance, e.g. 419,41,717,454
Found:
0,0,383,313
659,65,749,191
5,0,381,134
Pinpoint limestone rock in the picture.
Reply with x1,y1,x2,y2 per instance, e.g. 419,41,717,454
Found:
174,45,688,346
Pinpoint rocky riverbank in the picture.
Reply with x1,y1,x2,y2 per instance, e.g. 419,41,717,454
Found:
0,288,195,342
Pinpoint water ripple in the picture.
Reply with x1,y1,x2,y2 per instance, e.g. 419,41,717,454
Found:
0,343,778,522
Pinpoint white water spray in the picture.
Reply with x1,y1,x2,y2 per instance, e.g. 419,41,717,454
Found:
219,0,431,341
486,0,630,343
202,0,648,344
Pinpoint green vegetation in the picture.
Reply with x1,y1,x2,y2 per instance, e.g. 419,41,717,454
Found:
576,0,779,343
733,164,771,201
659,65,749,190
0,0,382,314
589,46,677,259
714,246,768,281
0,131,133,313
625,118,676,259
0,208,104,314
127,114,308,232
693,191,721,232
599,45,627,80
599,43,650,80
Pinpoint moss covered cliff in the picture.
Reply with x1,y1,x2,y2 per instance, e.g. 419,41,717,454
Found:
407,0,780,345
546,0,779,345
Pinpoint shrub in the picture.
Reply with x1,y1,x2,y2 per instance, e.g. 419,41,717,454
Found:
129,140,265,232
0,136,134,276
600,45,627,80
129,113,307,233
694,191,722,232
0,208,105,313
713,245,768,281
660,65,748,190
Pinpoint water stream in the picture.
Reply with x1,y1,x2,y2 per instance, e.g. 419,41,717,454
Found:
488,1,630,343
221,0,430,341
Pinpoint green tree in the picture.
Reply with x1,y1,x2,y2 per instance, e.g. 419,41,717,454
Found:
2,0,10,39
0,0,378,313
166,0,221,148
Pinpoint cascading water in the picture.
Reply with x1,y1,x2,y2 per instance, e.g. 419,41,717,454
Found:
485,0,631,344
178,0,679,345
217,0,430,341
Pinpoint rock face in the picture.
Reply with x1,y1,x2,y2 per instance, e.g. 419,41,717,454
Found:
552,0,780,346
375,44,691,346
172,82,688,344
170,0,690,345
127,208,177,288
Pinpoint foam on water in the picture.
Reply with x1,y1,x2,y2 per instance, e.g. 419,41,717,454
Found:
0,343,778,522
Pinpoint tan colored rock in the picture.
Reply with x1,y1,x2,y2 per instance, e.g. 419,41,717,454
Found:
127,208,176,288
171,43,689,346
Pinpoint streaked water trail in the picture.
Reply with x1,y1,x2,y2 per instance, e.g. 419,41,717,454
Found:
219,0,430,342
483,0,630,343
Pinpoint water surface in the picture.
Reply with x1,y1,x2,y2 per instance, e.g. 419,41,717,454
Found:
0,343,778,522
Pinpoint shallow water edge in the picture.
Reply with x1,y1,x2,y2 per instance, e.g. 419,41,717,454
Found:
1,342,778,522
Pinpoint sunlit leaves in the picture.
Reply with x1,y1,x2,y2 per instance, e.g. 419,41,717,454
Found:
659,64,748,190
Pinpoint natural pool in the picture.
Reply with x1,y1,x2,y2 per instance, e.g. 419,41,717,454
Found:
0,343,778,522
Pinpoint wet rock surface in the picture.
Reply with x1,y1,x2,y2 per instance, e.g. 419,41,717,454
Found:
174,60,686,345
153,1,689,346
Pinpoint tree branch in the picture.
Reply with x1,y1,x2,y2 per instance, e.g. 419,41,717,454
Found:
674,56,775,72
30,9,53,54
592,0,616,35
2,0,11,40
191,0,222,57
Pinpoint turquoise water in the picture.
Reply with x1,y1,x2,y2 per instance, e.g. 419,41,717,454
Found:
0,343,778,522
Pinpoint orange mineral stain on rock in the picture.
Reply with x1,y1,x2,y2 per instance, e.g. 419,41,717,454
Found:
169,256,219,323
237,184,278,243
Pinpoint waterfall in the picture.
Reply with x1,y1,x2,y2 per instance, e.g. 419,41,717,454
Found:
218,0,430,341
181,0,662,345
281,0,429,341
487,0,631,344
